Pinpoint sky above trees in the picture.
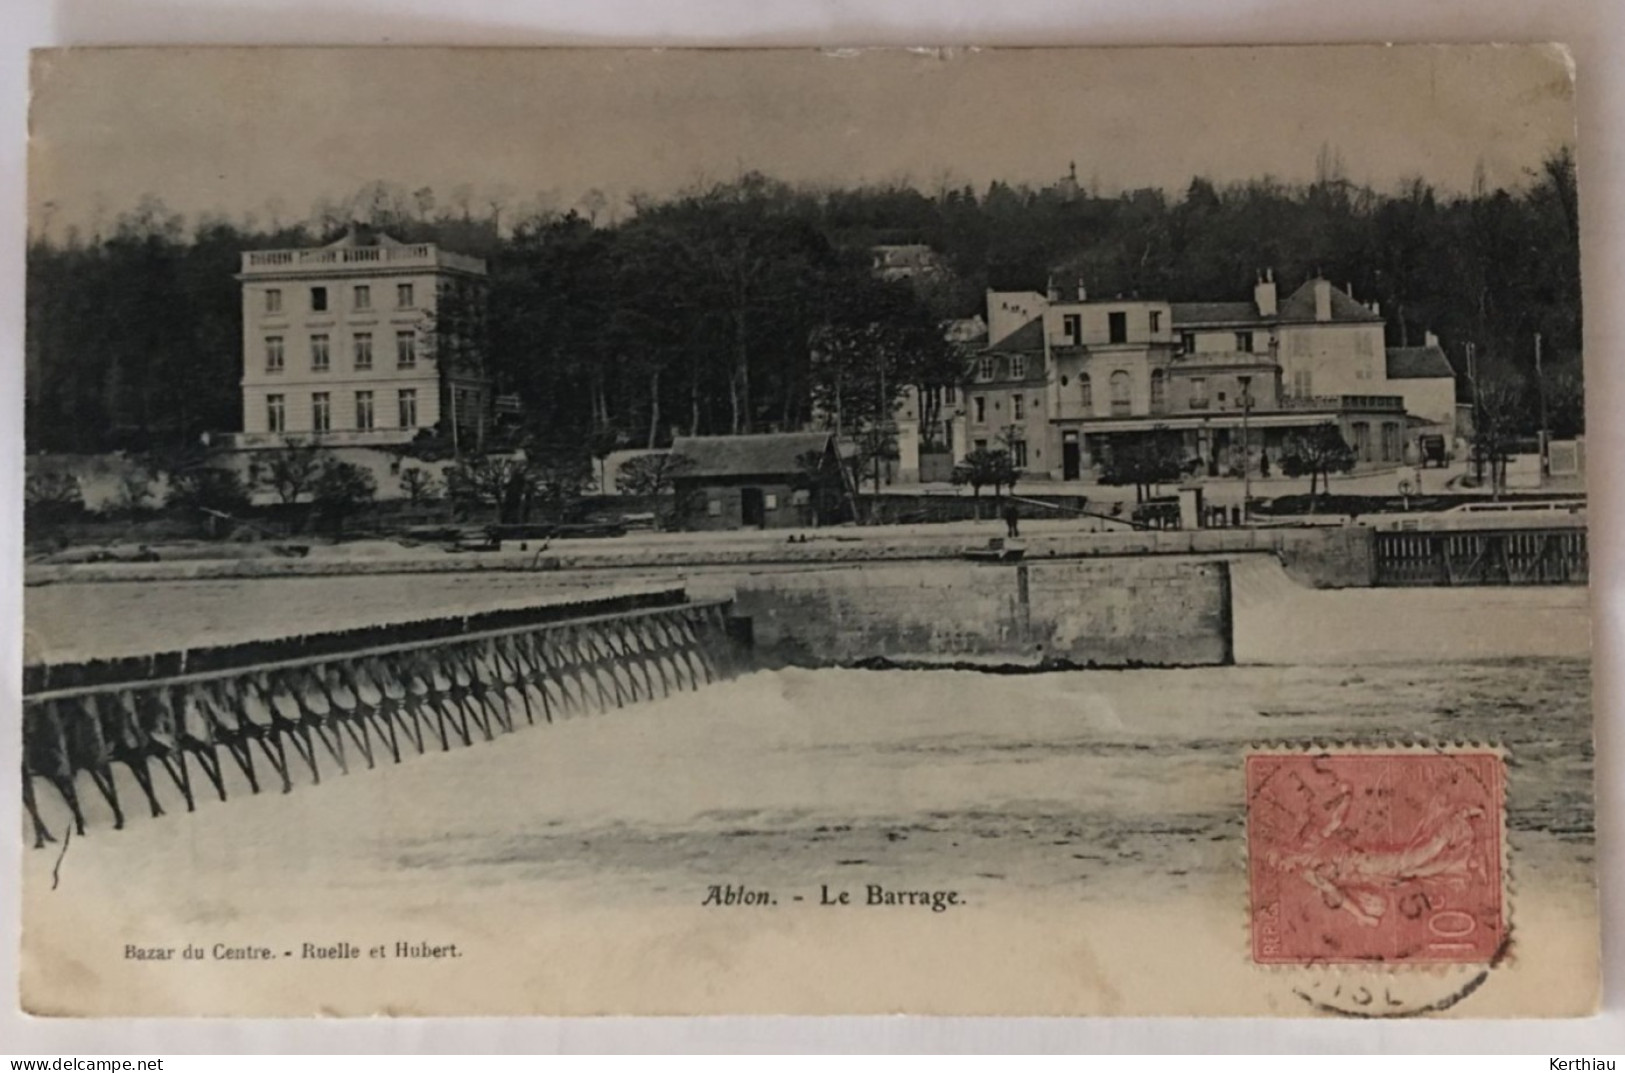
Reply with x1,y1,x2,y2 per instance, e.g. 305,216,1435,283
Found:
29,45,1575,240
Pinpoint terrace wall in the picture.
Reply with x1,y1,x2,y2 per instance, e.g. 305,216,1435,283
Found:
730,558,1232,668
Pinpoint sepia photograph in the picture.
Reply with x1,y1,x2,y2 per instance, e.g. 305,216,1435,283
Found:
17,44,1596,1018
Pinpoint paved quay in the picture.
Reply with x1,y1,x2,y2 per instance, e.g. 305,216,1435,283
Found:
25,516,1348,585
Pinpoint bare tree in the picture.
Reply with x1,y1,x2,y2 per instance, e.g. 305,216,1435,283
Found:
445,454,530,522
1280,424,1356,503
616,452,695,497
399,466,441,508
1473,376,1527,499
251,439,327,506
412,186,437,222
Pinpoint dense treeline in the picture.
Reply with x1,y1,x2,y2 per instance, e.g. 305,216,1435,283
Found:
25,150,1582,455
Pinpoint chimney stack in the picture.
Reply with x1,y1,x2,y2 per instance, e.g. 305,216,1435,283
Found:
1313,278,1332,322
1425,330,1440,349
1077,279,1088,302
1046,275,1061,302
1253,268,1278,317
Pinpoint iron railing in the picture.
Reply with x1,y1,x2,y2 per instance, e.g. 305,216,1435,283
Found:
1372,528,1588,586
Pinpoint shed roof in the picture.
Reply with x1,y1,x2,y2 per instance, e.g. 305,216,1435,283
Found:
669,432,836,479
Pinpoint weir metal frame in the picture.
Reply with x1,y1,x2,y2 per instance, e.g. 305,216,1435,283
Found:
1372,527,1588,586
21,592,739,847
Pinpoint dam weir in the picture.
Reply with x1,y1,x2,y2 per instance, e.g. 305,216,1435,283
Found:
21,587,740,846
21,559,1234,844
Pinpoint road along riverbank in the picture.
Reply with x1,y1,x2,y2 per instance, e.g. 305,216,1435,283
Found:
24,523,1376,588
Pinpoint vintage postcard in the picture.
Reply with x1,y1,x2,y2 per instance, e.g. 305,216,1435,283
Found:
19,45,1595,1017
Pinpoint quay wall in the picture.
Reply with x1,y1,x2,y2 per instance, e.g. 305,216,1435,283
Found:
24,526,1377,589
730,559,1233,668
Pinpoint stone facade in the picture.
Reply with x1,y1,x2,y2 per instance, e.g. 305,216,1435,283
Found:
730,558,1234,667
234,228,490,450
913,272,1455,482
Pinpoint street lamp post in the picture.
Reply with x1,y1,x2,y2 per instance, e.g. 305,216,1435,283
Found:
1238,374,1253,524
1535,332,1549,480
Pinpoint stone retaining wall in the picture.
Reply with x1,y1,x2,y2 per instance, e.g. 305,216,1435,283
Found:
730,559,1233,668
24,526,1377,589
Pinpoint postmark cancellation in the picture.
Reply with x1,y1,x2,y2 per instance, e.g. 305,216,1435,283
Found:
1246,748,1507,969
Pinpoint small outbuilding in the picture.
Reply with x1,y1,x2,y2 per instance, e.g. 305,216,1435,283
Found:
668,432,846,531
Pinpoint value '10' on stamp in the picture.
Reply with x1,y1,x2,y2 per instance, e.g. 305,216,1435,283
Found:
1246,750,1506,966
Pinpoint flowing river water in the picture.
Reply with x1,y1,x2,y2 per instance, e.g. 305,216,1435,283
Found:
20,559,1598,1015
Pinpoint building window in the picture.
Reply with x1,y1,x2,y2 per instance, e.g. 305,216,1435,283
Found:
354,284,371,311
1292,369,1313,397
311,286,328,312
398,388,418,428
1109,311,1127,344
1150,310,1162,333
355,390,374,431
265,289,283,314
973,396,987,424
1352,421,1372,462
1013,394,1025,420
977,357,994,381
266,394,285,433
1078,374,1092,411
764,493,778,511
706,499,722,517
353,333,373,370
397,283,414,308
1010,355,1026,379
1010,439,1028,468
1382,422,1401,462
310,334,330,371
1109,369,1132,415
944,385,956,404
1189,377,1209,409
265,336,285,372
396,330,417,368
1150,369,1166,411
312,392,331,433
1236,331,1254,353
974,439,988,452
1062,314,1082,345
1181,331,1197,354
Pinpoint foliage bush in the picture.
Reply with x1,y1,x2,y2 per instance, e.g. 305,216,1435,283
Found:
312,460,378,537
165,467,251,516
24,471,85,527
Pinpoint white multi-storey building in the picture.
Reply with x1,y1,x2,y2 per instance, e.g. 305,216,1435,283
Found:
896,272,1458,482
233,227,490,449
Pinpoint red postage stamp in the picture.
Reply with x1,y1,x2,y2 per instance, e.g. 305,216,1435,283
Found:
1247,750,1506,966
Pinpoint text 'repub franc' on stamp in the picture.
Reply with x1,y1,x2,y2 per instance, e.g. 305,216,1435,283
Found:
1246,751,1506,966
